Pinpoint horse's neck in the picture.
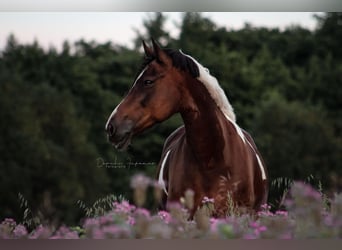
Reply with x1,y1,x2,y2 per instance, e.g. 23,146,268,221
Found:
180,78,228,168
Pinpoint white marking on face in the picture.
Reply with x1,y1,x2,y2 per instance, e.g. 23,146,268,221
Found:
105,66,148,131
158,150,171,196
132,66,148,88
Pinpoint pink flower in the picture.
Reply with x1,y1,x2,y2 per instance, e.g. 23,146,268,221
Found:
83,218,99,229
202,196,215,204
260,204,271,211
275,210,288,217
127,216,135,225
249,221,260,228
257,210,274,217
28,225,52,239
99,214,114,225
49,225,79,239
258,226,267,232
2,218,16,227
130,174,150,189
209,218,225,233
158,211,172,224
113,200,136,213
13,224,28,238
102,225,120,236
92,228,105,239
135,208,150,218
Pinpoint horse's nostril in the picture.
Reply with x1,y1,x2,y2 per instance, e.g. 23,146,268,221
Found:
107,123,115,136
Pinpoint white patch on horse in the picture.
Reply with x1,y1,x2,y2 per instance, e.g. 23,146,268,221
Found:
245,139,267,181
105,66,148,130
223,114,246,144
132,66,148,88
179,50,236,122
256,154,267,180
179,50,247,144
180,50,266,181
159,150,171,195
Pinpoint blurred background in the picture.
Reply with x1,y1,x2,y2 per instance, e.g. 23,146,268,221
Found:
0,12,341,226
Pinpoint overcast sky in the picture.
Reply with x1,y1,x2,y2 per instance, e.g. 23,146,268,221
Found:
0,12,321,51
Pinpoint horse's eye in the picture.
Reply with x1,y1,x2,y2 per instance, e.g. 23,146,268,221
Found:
144,80,154,86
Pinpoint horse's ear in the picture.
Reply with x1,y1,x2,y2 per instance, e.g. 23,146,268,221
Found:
142,40,154,58
151,39,171,65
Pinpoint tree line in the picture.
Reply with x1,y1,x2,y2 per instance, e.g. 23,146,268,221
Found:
0,12,341,225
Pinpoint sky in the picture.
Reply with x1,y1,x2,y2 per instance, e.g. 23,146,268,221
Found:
0,12,321,51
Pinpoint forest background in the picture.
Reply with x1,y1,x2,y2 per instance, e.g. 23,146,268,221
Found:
0,12,341,225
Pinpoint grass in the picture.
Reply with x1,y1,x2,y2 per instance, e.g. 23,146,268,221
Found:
1,174,341,239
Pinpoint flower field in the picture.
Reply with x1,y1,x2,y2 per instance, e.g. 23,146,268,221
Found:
1,176,341,239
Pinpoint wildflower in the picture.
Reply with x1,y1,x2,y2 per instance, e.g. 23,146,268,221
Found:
158,211,172,224
249,221,260,228
103,225,131,239
260,204,271,211
127,216,135,225
131,174,150,207
290,182,322,202
135,208,150,218
275,210,288,217
194,206,210,231
113,200,135,214
13,224,28,238
29,225,52,239
102,225,120,238
92,228,105,239
2,218,16,227
202,196,215,204
258,225,267,232
83,218,100,229
130,174,150,189
184,189,194,210
50,226,79,239
257,210,274,217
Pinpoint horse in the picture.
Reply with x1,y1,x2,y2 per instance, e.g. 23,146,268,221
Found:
105,40,268,217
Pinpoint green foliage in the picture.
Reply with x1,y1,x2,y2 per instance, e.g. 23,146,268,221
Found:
1,177,341,239
0,12,341,226
77,194,126,218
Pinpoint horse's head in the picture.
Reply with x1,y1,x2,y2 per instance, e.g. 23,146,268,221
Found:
105,40,194,150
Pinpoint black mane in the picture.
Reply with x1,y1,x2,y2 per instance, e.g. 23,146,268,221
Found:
138,49,200,79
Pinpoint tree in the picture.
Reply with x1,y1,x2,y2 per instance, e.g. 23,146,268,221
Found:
133,12,172,48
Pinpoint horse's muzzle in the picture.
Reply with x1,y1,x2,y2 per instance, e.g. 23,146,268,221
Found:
106,119,134,151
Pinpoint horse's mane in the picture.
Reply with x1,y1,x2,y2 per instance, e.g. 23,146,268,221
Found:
139,49,236,122
178,50,237,122
138,49,200,78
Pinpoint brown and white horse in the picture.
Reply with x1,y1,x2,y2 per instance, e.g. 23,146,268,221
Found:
105,40,268,217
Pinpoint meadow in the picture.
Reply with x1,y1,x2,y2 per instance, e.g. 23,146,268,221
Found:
1,174,341,239
0,13,340,237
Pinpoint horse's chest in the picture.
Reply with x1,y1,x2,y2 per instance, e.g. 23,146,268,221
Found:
167,148,222,197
